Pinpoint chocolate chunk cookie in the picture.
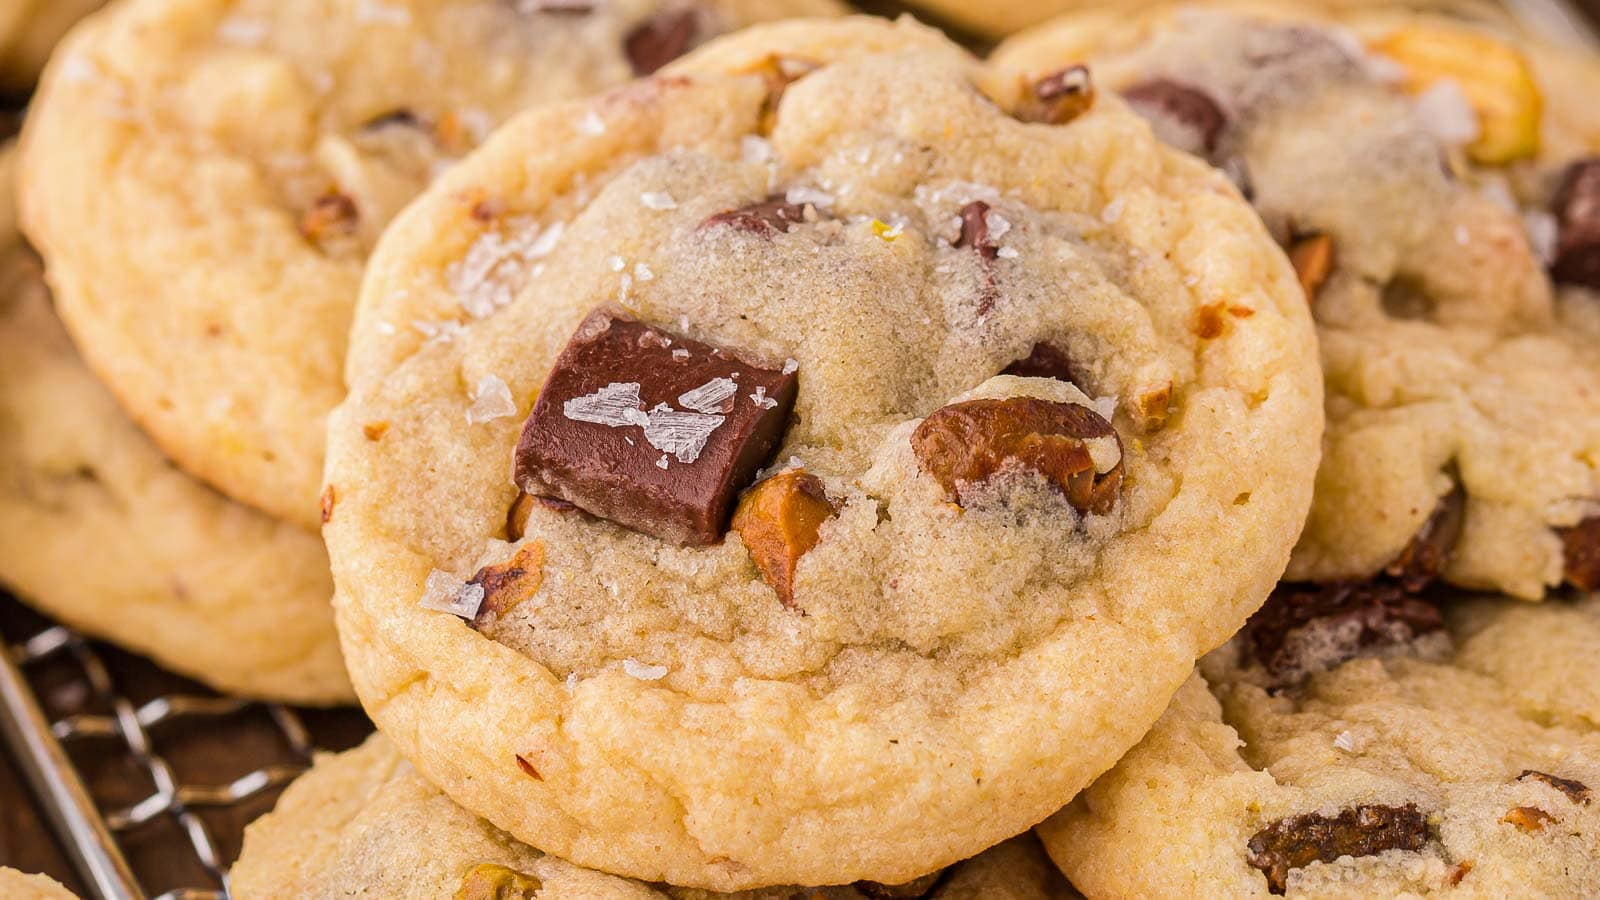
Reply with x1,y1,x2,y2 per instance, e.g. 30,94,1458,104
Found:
0,143,350,704
324,16,1321,889
996,4,1600,599
1036,590,1600,897
233,734,1079,900
15,0,841,529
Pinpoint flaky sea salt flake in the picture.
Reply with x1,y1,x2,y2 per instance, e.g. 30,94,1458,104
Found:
997,246,1020,260
640,191,677,210
623,659,668,681
678,377,738,413
563,382,648,427
1333,730,1358,752
578,109,606,135
1101,197,1126,224
643,405,724,463
467,374,517,424
750,386,777,409
634,262,654,282
782,358,799,375
420,569,484,618
785,186,834,209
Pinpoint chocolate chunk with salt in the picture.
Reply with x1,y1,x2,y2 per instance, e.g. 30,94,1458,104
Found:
1002,342,1081,385
1551,157,1600,289
1561,515,1600,590
1247,580,1445,688
956,201,1002,316
1247,805,1430,894
512,307,797,546
624,8,699,76
1015,66,1095,125
1122,79,1228,158
704,196,808,235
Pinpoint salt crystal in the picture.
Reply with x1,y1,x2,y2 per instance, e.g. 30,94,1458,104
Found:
565,672,580,692
606,255,626,272
1413,81,1480,146
785,186,834,209
413,319,467,344
623,658,668,680
750,386,778,409
656,454,669,470
742,135,775,164
529,221,564,257
58,56,100,84
642,405,725,463
467,374,517,424
997,246,1020,260
449,217,559,318
419,569,484,618
672,348,690,360
678,377,738,413
640,191,677,210
634,262,654,281
563,382,649,427
579,109,606,135
1101,197,1126,224
618,273,632,301
984,210,1012,240
1332,730,1357,752
782,358,799,375
375,320,397,336
1524,210,1559,265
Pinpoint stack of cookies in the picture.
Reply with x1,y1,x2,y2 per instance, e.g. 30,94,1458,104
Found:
1,1,1596,897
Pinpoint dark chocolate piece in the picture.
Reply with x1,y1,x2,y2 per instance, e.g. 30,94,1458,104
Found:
1002,342,1081,385
1122,79,1228,158
1247,580,1445,687
911,397,1123,515
1247,805,1430,894
955,201,1002,316
704,195,808,235
1384,483,1466,592
1561,515,1600,591
1519,770,1592,805
1015,66,1095,125
623,8,698,76
512,307,798,546
1551,157,1600,289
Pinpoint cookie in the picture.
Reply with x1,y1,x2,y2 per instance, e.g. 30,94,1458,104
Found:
1036,587,1600,898
0,0,103,93
324,15,1321,889
995,4,1600,600
16,0,842,530
0,869,76,900
0,143,351,704
233,733,1077,899
895,0,1518,42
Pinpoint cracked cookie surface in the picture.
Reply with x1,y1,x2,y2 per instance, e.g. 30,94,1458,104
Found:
15,0,839,529
0,143,350,704
232,733,1077,900
1036,591,1600,898
996,4,1600,599
325,16,1321,889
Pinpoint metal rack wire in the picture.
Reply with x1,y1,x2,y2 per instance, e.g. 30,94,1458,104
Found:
0,594,370,900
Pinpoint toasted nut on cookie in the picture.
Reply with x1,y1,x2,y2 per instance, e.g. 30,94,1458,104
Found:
732,470,836,609
1372,27,1541,165
467,542,545,623
912,397,1123,515
1289,234,1335,302
1015,66,1095,126
454,863,542,900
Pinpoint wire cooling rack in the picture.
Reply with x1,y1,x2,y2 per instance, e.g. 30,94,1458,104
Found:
0,593,372,900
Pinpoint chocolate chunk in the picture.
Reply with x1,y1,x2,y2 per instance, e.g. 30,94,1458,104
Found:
454,863,542,900
299,190,359,242
624,8,698,76
1247,805,1430,894
1518,770,1592,805
468,542,545,625
1550,157,1600,289
912,397,1123,515
512,307,797,546
955,201,1002,316
1015,66,1095,125
1561,515,1600,591
1002,342,1080,385
704,195,808,235
1384,483,1466,592
1122,79,1228,158
1246,580,1445,687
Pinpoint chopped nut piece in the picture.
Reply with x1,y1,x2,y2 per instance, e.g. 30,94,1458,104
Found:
744,54,821,134
362,421,390,441
1501,806,1554,833
506,491,536,541
298,190,359,243
1384,482,1466,592
1372,27,1542,164
514,755,542,780
624,8,698,76
1551,158,1600,289
732,470,836,609
319,484,337,525
1518,770,1592,805
912,397,1124,515
1015,66,1095,125
1135,383,1172,431
454,862,543,900
1561,516,1600,591
1192,301,1229,339
468,542,545,624
1247,581,1445,687
1246,804,1430,894
1446,861,1474,886
1289,234,1335,302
